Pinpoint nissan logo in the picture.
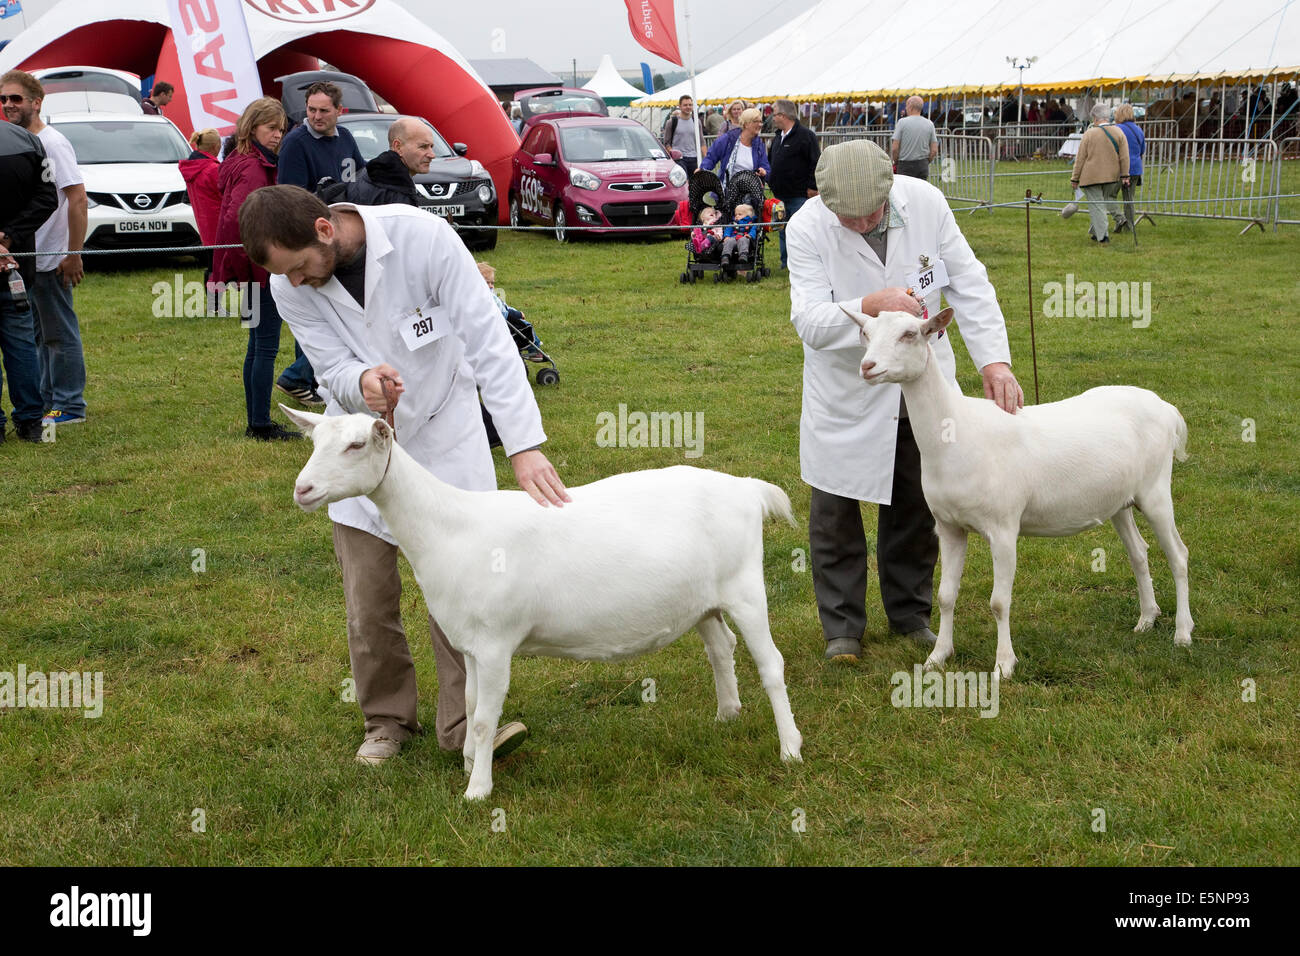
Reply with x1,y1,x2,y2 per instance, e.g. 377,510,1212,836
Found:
428,184,446,197
133,194,151,209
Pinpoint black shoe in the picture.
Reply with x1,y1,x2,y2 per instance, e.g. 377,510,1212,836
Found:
1098,236,1110,245
246,423,302,441
275,380,325,407
14,420,44,443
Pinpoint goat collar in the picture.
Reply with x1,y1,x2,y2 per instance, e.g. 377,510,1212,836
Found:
379,438,393,488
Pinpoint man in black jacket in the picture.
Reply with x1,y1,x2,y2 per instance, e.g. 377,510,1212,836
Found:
767,99,819,269
318,117,431,207
0,119,58,443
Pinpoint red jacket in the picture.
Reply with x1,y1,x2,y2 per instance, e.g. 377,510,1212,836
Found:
179,150,220,245
212,144,277,286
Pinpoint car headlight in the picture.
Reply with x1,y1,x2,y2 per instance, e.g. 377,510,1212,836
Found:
569,168,600,190
468,159,488,178
477,184,493,204
668,165,687,187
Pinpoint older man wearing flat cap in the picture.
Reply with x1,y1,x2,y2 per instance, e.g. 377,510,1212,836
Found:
786,140,1023,662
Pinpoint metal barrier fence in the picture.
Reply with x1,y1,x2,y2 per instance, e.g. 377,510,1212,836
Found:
1273,138,1300,230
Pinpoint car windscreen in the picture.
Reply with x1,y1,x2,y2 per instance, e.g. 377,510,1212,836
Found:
559,124,665,163
54,120,190,164
344,118,455,163
520,91,606,119
39,71,141,102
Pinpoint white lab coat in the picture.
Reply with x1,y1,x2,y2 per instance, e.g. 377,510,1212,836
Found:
787,176,1011,504
271,203,545,544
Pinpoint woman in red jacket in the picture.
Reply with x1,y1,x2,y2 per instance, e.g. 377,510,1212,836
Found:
179,128,220,285
212,97,298,441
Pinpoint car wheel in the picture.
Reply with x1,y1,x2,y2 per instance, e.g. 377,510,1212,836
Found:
508,195,522,229
553,204,569,243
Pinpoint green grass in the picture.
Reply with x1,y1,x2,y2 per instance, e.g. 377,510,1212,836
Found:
1,208,1297,865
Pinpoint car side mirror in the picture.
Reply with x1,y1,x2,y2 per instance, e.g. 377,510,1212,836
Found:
453,142,469,156
669,148,683,160
533,153,555,167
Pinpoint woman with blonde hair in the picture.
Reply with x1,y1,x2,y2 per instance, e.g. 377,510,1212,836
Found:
723,99,746,132
180,128,222,284
700,106,770,191
212,97,298,440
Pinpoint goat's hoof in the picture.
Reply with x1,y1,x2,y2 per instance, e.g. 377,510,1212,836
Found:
463,783,492,801
994,658,1017,680
923,655,944,673
1174,631,1193,647
1134,609,1161,632
781,748,803,764
715,704,742,722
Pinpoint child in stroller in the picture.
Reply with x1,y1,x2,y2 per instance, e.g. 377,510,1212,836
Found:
679,169,773,283
691,206,725,260
720,204,759,275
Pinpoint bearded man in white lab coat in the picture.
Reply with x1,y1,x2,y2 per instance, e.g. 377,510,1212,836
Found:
240,185,571,764
786,141,1023,662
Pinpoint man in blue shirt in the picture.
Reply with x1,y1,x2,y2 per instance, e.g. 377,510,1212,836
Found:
273,81,365,406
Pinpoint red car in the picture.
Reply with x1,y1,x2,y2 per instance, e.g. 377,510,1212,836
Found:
509,88,688,241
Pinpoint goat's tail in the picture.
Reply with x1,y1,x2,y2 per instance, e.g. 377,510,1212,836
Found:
1171,406,1189,462
753,479,798,528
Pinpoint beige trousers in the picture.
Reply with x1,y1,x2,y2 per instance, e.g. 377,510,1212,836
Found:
332,521,467,750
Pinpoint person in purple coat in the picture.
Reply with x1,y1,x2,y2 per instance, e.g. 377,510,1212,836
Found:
1114,103,1146,233
700,107,770,191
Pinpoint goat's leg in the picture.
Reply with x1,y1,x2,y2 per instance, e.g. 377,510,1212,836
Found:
462,654,478,774
925,521,968,672
726,595,803,763
986,529,1019,679
1136,487,1193,646
1111,506,1160,631
697,611,742,720
463,648,512,800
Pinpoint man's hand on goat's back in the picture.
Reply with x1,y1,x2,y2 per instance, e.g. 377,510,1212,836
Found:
511,449,572,508
981,362,1024,414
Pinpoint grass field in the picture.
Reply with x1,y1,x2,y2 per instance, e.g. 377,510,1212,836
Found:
1,204,1297,866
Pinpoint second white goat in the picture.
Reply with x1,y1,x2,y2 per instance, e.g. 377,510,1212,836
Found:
842,306,1192,679
284,406,803,800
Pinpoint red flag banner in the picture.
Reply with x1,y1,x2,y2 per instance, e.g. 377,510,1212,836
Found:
623,0,683,67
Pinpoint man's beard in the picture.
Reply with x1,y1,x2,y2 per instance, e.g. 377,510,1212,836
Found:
304,241,339,287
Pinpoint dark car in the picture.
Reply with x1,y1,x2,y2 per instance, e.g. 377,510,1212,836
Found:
508,90,687,242
276,69,378,124
335,113,499,251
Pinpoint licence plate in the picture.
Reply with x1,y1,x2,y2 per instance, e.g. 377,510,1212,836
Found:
427,204,465,217
115,220,173,233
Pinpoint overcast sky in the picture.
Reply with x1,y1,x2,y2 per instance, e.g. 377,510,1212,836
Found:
2,1,824,74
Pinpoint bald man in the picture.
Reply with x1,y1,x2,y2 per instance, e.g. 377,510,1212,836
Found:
316,118,433,207
389,117,436,176
890,95,938,181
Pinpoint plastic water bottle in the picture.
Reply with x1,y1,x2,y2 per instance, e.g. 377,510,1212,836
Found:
6,265,27,309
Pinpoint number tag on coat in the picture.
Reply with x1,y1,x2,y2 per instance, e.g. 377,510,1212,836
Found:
398,305,448,352
905,258,949,297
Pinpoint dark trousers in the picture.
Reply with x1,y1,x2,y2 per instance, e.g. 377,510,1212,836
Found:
243,283,283,428
896,159,930,181
809,417,937,641
677,156,698,176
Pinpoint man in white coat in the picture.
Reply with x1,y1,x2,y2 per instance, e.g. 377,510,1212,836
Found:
239,185,570,763
787,141,1023,662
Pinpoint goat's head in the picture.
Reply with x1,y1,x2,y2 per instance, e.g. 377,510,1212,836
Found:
839,306,953,384
281,405,394,512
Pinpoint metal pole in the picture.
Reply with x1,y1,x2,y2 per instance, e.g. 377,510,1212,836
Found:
1218,79,1225,140
1024,190,1040,404
683,0,703,164
1193,82,1199,141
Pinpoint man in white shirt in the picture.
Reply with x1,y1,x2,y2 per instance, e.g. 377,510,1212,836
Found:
240,185,570,765
787,140,1022,662
1,70,88,426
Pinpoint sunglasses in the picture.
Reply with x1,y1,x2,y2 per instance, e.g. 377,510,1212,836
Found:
1,94,27,104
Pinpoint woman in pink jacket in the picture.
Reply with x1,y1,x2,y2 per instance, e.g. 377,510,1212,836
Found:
179,128,221,283
212,97,298,441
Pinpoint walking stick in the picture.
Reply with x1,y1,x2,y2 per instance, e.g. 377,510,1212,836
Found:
1024,189,1040,404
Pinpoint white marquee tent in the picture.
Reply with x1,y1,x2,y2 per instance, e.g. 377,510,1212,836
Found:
583,53,647,106
636,0,1300,106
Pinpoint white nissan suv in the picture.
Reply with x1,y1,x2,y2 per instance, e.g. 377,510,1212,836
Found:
47,113,201,251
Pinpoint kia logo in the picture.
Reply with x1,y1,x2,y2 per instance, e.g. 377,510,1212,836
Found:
242,0,376,23
134,194,151,208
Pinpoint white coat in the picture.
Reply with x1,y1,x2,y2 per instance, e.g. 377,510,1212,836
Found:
271,203,545,543
786,176,1012,504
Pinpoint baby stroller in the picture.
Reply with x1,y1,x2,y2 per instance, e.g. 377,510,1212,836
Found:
718,169,771,283
679,169,726,284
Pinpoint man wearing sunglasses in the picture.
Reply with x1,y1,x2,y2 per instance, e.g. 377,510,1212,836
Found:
0,79,58,443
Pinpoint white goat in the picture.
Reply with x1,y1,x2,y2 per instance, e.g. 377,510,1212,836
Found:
842,306,1192,678
282,406,803,800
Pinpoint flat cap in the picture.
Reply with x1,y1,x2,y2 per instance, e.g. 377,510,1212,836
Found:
816,139,894,217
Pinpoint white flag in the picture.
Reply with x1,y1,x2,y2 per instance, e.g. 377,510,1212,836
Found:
166,0,263,134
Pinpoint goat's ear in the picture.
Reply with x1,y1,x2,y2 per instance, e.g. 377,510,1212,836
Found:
370,418,393,445
280,403,323,434
838,303,870,331
922,307,954,337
